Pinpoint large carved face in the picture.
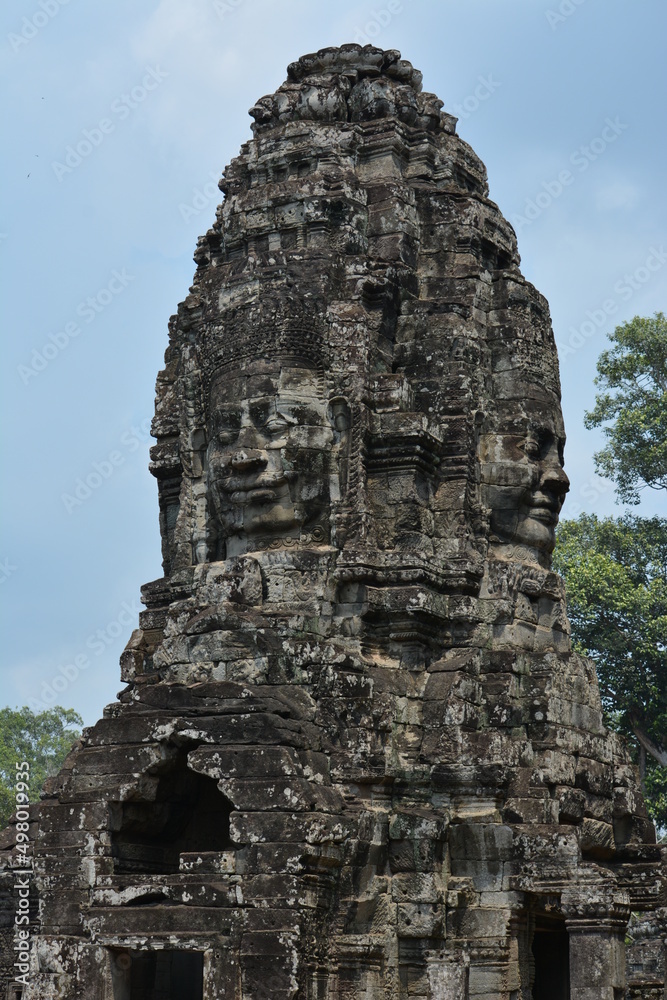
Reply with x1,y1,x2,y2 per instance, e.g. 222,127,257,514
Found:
479,409,570,560
207,359,333,557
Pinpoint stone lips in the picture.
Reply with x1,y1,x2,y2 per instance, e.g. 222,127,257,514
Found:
2,45,665,1000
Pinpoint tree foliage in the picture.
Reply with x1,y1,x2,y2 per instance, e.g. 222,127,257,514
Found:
553,514,667,828
584,312,667,504
0,706,82,829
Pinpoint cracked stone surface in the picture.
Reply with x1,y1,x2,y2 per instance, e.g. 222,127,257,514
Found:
1,44,665,1000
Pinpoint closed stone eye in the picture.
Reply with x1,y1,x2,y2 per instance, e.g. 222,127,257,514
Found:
521,437,541,459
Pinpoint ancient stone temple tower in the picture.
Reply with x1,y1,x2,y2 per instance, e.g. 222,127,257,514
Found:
6,45,666,999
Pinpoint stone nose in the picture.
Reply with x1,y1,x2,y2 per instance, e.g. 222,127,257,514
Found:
230,449,267,473
540,462,570,501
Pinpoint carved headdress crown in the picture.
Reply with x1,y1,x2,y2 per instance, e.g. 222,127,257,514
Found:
198,292,329,401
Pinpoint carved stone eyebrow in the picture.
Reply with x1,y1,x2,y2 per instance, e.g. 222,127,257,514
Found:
211,405,243,425
276,400,323,419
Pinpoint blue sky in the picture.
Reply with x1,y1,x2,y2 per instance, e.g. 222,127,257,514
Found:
2,0,665,727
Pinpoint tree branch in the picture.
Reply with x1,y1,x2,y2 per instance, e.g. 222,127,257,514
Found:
630,714,667,766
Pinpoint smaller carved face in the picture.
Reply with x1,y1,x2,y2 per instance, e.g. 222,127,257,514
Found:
480,414,570,558
207,359,333,557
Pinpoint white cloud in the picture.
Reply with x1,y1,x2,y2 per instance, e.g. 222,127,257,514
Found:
595,180,640,212
127,0,248,145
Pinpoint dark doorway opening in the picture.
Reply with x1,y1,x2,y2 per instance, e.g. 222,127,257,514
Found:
125,950,204,1000
532,918,570,1000
112,753,235,874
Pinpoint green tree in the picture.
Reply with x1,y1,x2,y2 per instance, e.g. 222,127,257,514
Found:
584,312,667,504
0,706,82,829
553,514,667,829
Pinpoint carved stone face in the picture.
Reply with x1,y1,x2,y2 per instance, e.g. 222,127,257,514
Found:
479,411,570,559
207,359,333,557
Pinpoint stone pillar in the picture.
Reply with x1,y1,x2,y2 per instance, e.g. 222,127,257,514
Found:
508,913,532,998
426,952,469,999
562,887,630,1000
658,908,667,1000
467,944,511,999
